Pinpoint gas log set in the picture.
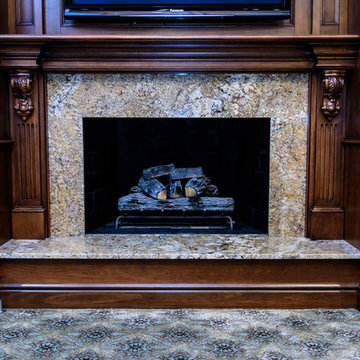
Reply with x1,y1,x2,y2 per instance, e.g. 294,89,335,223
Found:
117,164,235,230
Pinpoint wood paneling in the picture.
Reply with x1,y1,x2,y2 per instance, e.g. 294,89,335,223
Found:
348,0,360,35
16,0,34,26
0,147,11,245
0,71,11,245
1,290,358,309
344,56,360,250
0,0,9,34
1,259,359,308
1,259,359,285
313,0,347,35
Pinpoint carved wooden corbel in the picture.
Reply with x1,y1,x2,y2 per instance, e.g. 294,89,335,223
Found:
10,71,34,121
321,70,345,121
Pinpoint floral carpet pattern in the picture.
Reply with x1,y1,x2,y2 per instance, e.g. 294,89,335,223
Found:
0,308,359,359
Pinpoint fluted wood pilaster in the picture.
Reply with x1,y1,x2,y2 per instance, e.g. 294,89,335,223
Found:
10,70,47,239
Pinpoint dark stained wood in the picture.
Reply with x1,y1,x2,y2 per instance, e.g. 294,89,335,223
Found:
0,147,11,245
0,36,357,73
1,259,359,284
348,0,360,35
1,290,358,309
307,69,347,240
16,0,34,27
344,145,360,250
0,259,359,308
0,0,9,34
0,71,11,245
343,49,360,249
9,70,47,239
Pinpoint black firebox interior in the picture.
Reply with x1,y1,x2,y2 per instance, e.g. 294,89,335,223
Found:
83,118,270,234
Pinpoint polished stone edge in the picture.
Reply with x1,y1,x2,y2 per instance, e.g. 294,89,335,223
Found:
0,235,359,260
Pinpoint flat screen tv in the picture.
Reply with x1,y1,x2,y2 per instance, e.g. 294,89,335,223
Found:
64,0,291,20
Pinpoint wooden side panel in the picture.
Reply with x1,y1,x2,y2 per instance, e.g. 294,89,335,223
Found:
0,146,12,245
10,71,47,239
344,145,360,250
313,0,348,35
0,0,9,34
14,0,43,34
348,0,360,34
344,58,360,250
308,73,346,239
0,71,11,245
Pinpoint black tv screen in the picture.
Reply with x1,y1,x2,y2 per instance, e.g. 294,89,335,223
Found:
64,0,291,19
66,0,289,10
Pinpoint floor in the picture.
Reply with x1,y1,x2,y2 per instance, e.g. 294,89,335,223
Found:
0,309,359,359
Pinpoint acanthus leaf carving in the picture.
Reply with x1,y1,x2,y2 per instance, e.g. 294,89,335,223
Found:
10,71,34,121
321,70,345,122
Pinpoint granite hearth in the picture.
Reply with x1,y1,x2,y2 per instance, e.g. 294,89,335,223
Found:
1,234,360,260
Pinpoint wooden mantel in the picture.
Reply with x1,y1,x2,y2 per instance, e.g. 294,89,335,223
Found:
0,34,359,241
0,35,359,72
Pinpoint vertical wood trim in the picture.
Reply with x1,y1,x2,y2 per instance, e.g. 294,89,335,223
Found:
307,73,318,237
7,0,16,34
339,0,348,34
313,0,322,35
294,0,312,35
38,71,49,237
44,0,61,34
10,70,46,239
309,71,346,239
34,0,43,34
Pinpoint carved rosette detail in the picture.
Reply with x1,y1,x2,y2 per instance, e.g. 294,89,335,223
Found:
10,71,34,121
321,70,345,122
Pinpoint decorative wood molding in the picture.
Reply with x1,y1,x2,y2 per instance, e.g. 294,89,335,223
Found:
0,36,357,72
10,71,34,121
1,259,359,308
321,70,345,121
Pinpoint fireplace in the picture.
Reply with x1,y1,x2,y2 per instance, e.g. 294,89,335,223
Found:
83,117,270,234
47,73,308,237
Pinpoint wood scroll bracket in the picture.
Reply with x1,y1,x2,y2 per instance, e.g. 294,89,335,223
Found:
10,71,34,121
321,70,345,122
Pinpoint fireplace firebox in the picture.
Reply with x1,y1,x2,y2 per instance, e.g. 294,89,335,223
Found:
83,117,270,234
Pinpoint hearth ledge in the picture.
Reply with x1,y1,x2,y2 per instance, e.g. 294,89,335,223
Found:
0,235,359,260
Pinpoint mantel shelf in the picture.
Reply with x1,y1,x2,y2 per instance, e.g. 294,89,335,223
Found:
0,35,358,72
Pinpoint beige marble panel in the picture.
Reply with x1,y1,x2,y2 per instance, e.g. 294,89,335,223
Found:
47,73,309,237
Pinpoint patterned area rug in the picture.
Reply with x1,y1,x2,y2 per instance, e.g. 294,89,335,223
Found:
0,309,359,359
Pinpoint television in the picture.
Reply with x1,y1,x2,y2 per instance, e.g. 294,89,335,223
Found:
64,0,291,21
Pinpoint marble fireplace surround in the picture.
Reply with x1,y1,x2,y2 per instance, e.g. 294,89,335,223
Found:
47,72,308,238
